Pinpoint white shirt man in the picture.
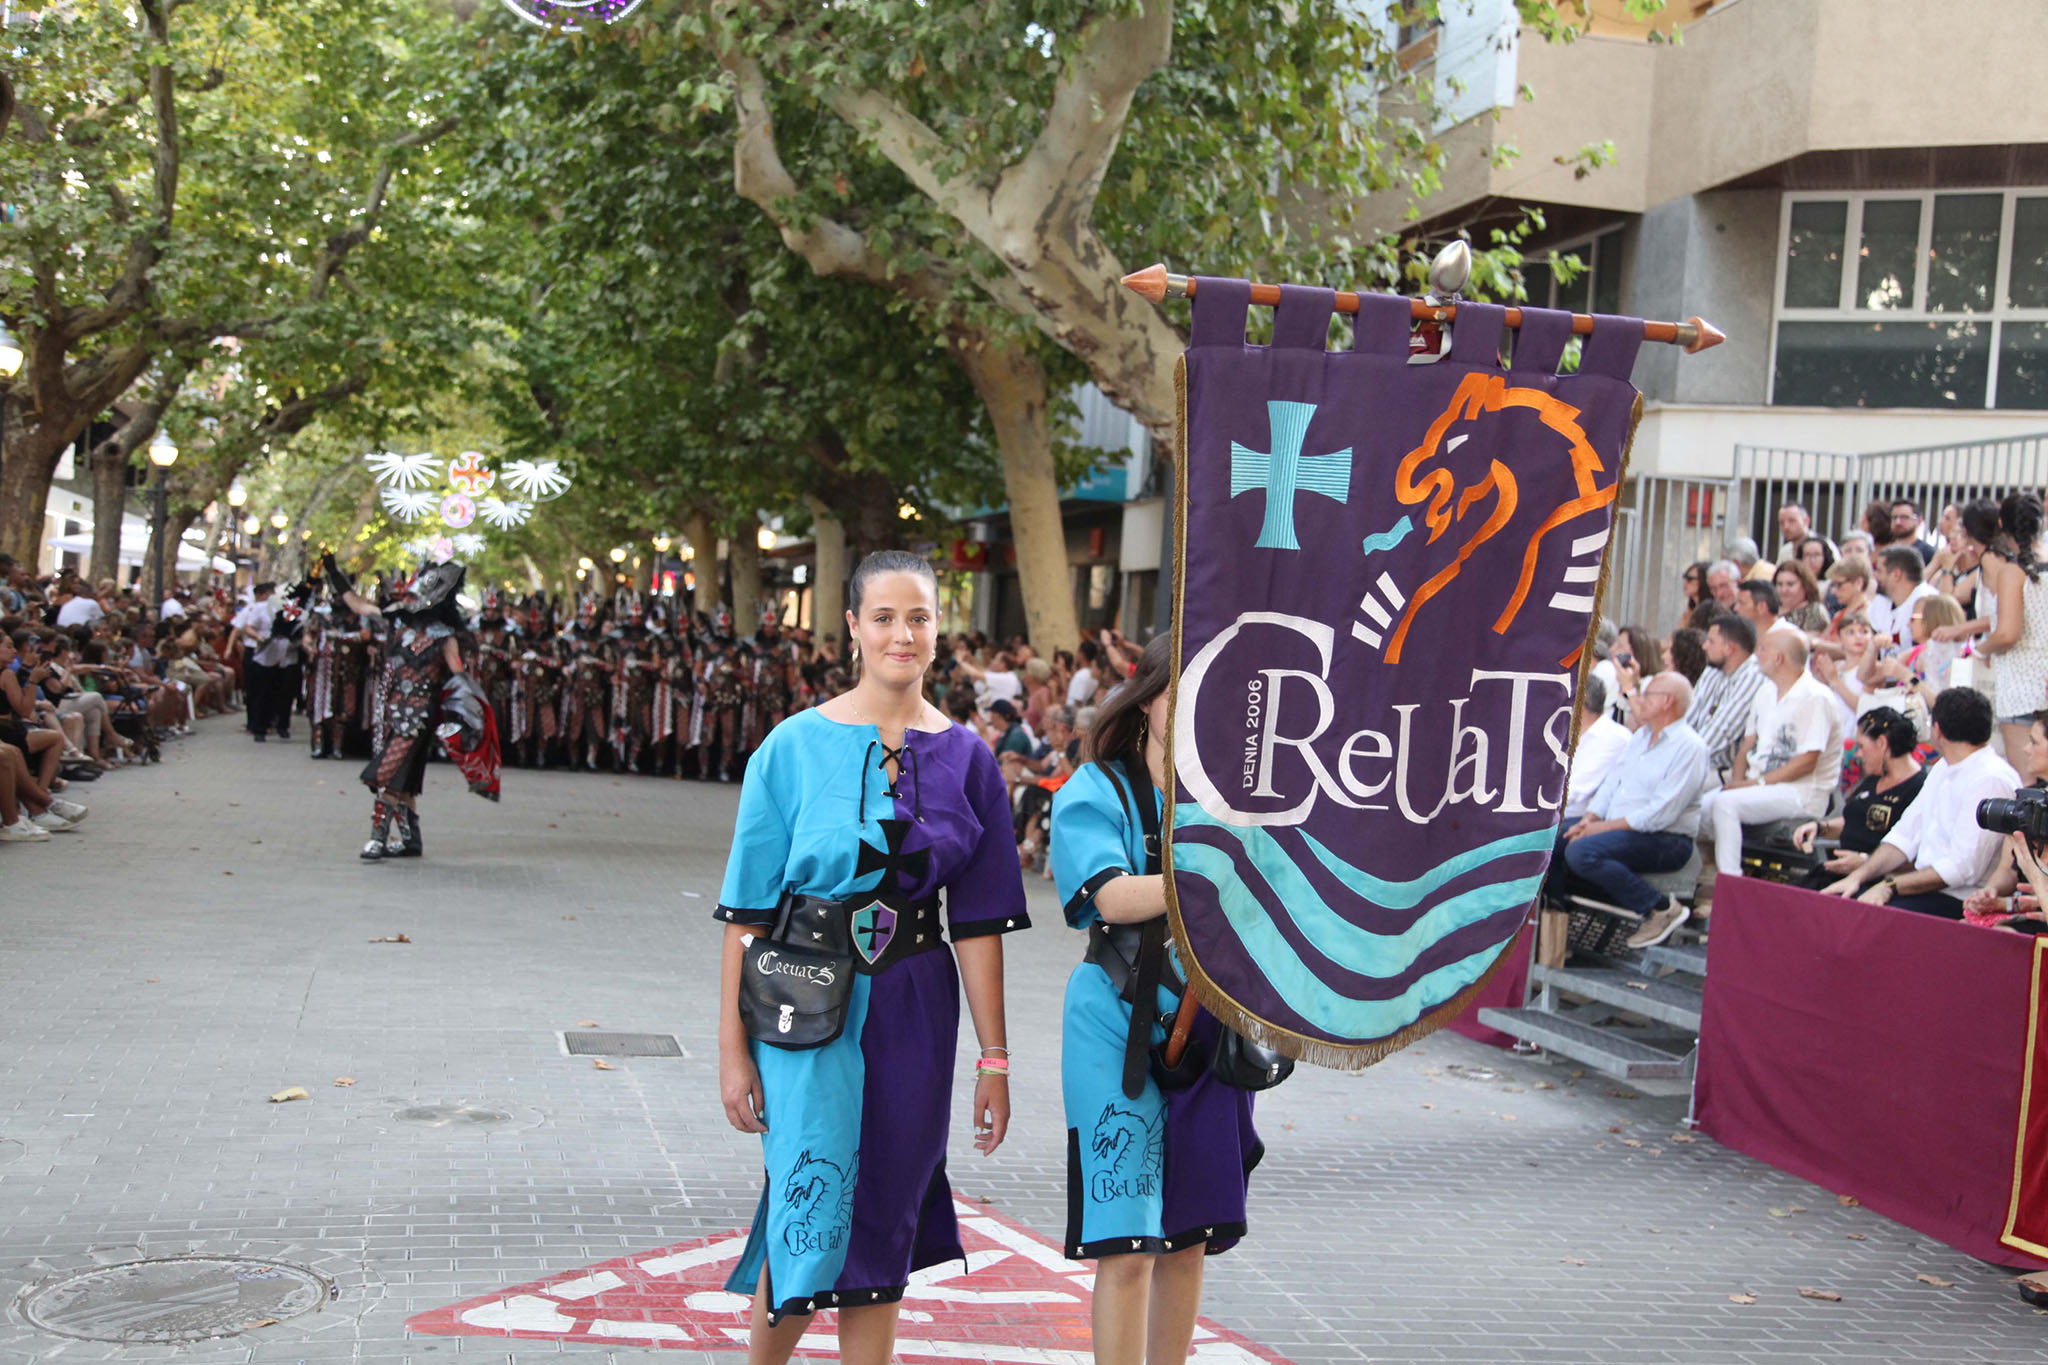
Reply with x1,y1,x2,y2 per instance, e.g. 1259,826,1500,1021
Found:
1865,546,1935,644
1564,681,1632,821
159,594,187,619
1822,687,2019,918
1064,666,1099,708
1698,632,1844,876
232,593,293,668
55,592,105,628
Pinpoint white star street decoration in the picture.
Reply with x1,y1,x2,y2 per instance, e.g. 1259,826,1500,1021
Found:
364,450,444,489
501,458,571,499
478,498,532,530
453,532,488,555
380,486,438,522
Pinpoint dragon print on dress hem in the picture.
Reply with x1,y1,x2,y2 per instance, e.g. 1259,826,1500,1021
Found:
1089,1103,1164,1205
782,1149,858,1259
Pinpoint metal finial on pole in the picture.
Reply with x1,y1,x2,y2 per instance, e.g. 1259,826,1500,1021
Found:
1426,239,1471,303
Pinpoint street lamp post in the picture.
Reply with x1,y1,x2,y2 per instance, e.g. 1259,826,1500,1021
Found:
146,432,180,610
227,481,248,593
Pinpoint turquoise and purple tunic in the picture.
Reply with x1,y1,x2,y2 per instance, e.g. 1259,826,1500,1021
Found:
1052,760,1263,1260
713,708,1029,1322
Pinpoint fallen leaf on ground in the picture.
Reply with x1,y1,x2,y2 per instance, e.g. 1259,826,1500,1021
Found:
223,870,234,876
1789,1204,1808,1213
268,1087,309,1104
563,915,577,920
1344,1114,1358,1121
1916,1273,1955,1288
1418,1103,1434,1110
1607,1088,1638,1099
1624,980,1650,991
1534,1081,1556,1090
333,1078,355,1087
592,1058,616,1071
1568,1069,1586,1079
1846,1233,1867,1241
1561,1257,1586,1266
1837,1194,1860,1207
577,1020,600,1028
146,978,160,984
1499,1113,1518,1122
1798,1287,1842,1302
1728,1293,1756,1304
1281,1122,1296,1130
368,933,412,943
1768,1207,1795,1218
1671,1133,1697,1143
242,1318,278,1329
1607,1125,1624,1133
1621,1138,1645,1148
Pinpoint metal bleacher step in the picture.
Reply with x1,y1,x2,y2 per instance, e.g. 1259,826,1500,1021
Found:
1475,1007,1690,1081
1643,942,1709,977
1533,965,1705,1032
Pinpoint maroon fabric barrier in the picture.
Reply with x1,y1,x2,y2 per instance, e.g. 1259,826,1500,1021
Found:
1448,915,1536,1050
1694,876,2048,1268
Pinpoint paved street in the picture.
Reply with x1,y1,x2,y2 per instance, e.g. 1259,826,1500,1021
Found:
0,724,2040,1363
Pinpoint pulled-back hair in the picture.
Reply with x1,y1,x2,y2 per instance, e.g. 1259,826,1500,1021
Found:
1082,635,1172,766
2001,492,2044,584
847,550,937,616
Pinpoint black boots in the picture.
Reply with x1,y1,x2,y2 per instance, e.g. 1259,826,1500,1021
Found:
395,807,422,858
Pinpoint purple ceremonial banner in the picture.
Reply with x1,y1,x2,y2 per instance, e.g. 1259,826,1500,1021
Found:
1165,280,1644,1067
1694,877,2048,1269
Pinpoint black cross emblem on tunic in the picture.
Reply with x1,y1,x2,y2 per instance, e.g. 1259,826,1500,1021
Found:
850,818,929,916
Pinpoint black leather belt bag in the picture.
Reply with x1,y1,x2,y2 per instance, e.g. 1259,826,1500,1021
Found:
739,891,944,1050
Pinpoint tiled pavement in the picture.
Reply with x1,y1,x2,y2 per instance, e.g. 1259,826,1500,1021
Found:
0,725,2040,1363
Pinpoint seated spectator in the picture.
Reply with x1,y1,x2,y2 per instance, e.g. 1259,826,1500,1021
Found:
1699,631,1844,878
0,738,88,840
1549,671,1711,949
0,631,68,791
1791,707,1926,887
1797,535,1836,593
1685,614,1766,776
1823,554,1875,645
1822,687,2019,918
1727,536,1772,583
1841,529,1877,565
1704,559,1741,610
1736,579,1801,643
1667,627,1707,685
1962,711,2048,926
1772,558,1829,634
1563,676,1630,819
1866,593,1970,705
1812,609,1873,726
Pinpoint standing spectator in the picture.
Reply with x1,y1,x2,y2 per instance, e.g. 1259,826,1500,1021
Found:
1772,559,1828,634
1020,657,1056,731
1821,688,2018,919
1892,499,1937,563
1551,671,1711,949
1699,631,1844,878
1563,676,1631,820
1777,504,1836,564
1866,546,1935,645
1979,491,2048,760
1685,614,1767,776
231,582,293,742
1704,559,1741,610
1932,498,2005,642
953,646,1023,711
1066,639,1103,709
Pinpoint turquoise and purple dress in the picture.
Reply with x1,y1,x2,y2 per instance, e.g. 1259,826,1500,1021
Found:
713,708,1029,1322
1052,760,1263,1260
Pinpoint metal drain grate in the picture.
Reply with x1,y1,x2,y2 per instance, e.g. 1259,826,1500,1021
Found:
563,1031,684,1057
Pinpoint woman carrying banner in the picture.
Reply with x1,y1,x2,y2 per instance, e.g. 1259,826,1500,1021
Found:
1051,635,1263,1365
713,550,1028,1365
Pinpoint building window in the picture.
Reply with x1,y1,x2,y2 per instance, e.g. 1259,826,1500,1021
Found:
1772,189,2048,409
1519,228,1626,317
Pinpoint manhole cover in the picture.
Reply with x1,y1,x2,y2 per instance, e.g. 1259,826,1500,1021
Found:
393,1104,511,1127
18,1256,330,1344
562,1031,684,1057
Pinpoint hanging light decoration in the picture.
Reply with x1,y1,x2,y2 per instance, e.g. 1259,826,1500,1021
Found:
496,0,646,31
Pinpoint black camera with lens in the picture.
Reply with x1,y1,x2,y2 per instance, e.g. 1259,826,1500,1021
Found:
1977,786,2048,847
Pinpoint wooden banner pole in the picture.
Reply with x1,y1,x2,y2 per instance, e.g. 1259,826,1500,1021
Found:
1121,263,1726,354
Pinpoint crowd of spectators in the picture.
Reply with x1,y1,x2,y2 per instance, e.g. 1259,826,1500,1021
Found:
933,628,1145,880
0,555,240,848
1549,491,2048,949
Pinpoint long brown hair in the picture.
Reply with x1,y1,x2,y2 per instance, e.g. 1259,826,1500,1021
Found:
1081,635,1172,765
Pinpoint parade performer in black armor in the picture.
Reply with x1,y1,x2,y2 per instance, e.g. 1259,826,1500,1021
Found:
606,594,662,774
329,554,501,861
559,593,610,772
650,602,690,777
302,576,370,760
474,589,520,755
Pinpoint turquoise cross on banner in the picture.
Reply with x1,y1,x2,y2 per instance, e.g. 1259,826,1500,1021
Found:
1229,400,1352,550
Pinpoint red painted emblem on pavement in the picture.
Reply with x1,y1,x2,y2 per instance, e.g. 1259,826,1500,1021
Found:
407,1200,1294,1363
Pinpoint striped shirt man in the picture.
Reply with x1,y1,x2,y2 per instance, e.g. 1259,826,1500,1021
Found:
1686,653,1765,775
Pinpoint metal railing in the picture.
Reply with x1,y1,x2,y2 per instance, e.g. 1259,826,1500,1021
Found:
1600,433,2048,638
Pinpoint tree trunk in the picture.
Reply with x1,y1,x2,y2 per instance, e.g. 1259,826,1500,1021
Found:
729,513,762,635
683,510,718,617
952,330,1079,652
0,398,79,567
89,441,130,587
806,495,848,646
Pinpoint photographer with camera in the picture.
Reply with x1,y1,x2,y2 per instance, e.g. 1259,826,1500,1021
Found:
1820,687,2019,919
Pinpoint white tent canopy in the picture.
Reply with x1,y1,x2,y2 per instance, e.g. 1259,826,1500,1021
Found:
47,521,235,574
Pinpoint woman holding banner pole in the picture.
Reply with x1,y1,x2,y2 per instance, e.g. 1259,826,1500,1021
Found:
1051,635,1262,1365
